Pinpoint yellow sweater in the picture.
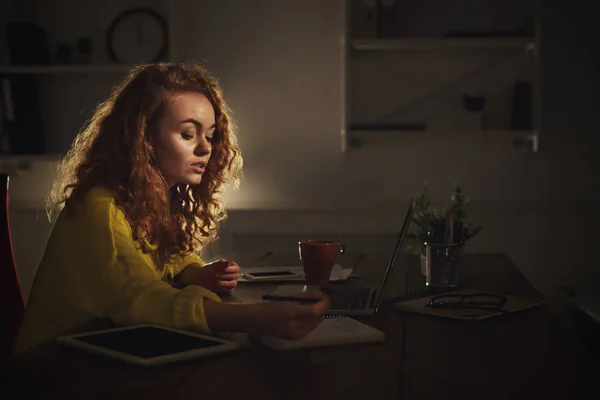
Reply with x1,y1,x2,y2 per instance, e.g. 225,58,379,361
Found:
13,186,220,354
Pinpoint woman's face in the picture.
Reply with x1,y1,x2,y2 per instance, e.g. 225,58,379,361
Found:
153,92,215,187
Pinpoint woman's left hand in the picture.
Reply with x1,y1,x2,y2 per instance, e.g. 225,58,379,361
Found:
178,259,241,294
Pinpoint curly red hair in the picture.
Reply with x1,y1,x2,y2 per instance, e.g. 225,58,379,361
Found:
49,62,243,263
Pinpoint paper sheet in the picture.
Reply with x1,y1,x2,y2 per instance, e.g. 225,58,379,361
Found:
239,264,356,283
256,317,385,350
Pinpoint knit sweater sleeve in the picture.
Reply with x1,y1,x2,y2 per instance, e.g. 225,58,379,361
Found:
169,251,206,279
88,199,221,333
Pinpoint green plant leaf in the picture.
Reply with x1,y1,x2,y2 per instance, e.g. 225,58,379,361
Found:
409,181,481,245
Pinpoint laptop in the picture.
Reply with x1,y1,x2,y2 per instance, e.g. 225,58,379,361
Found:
263,198,415,316
323,198,415,317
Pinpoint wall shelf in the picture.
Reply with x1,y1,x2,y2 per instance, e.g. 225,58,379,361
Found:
0,0,173,155
348,129,538,149
343,0,540,153
350,37,535,52
0,65,133,75
0,153,63,162
351,127,534,133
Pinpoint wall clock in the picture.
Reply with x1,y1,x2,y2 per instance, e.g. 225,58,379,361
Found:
107,8,168,64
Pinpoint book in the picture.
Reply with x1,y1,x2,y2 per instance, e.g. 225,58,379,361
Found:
256,317,385,350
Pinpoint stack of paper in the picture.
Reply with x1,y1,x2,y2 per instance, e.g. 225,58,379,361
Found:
256,317,385,350
239,264,356,283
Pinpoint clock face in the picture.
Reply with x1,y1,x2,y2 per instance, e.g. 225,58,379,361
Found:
108,9,167,64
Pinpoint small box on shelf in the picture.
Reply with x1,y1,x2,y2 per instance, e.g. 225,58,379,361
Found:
350,0,378,39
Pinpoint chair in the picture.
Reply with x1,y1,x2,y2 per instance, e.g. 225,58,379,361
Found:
0,173,25,362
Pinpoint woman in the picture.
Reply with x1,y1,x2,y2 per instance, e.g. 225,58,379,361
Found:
13,62,328,354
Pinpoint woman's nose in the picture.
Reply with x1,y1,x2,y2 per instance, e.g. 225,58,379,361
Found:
195,142,211,156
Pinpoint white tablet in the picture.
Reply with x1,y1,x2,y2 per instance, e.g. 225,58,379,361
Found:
56,324,240,367
241,268,303,281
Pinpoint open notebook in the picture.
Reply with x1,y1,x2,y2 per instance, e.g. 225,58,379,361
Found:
255,317,385,350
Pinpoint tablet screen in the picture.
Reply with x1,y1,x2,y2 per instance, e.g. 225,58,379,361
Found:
72,326,223,359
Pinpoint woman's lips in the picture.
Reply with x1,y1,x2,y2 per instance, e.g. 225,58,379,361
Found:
191,162,206,174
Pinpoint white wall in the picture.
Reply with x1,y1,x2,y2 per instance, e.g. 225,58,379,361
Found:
2,158,58,300
1,0,173,299
173,0,599,294
173,0,347,208
2,0,598,298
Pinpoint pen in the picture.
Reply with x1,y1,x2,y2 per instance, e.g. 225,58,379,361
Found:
261,295,321,304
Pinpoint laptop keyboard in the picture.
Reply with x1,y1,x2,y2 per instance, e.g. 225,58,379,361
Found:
328,287,372,310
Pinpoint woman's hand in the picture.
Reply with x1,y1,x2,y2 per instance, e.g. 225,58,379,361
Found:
177,259,240,294
203,290,330,340
257,290,330,340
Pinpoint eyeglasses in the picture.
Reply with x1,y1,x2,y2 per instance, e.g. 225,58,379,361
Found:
428,292,506,310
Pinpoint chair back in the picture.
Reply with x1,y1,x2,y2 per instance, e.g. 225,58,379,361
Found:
0,173,25,361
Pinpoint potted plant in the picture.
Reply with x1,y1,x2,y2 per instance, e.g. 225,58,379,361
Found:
407,182,482,286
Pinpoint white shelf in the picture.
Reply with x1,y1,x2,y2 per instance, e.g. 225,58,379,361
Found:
0,153,64,163
348,129,536,144
350,37,535,52
0,65,133,75
347,129,539,152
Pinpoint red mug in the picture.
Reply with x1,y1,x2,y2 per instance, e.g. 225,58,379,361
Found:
298,240,345,287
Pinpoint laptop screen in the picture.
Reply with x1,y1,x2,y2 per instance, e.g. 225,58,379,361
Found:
373,198,415,311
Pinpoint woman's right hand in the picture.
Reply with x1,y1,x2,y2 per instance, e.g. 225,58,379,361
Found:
203,290,329,340
258,291,329,340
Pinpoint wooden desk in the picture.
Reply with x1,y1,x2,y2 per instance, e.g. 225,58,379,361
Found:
399,253,600,399
7,253,600,399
